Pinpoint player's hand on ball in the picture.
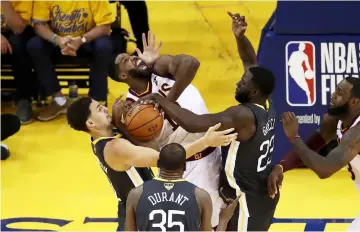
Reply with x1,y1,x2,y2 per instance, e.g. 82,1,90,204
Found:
227,11,247,38
112,95,132,129
267,164,284,199
281,112,299,138
204,123,237,147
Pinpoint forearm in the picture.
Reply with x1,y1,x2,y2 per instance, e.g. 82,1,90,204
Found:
34,23,57,44
154,94,209,133
167,56,200,102
83,25,111,43
280,131,327,172
235,35,257,68
2,4,27,34
291,138,331,178
216,219,230,231
184,137,207,159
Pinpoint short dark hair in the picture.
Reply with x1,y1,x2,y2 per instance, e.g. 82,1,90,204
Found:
249,66,276,97
345,77,360,98
157,143,186,171
67,97,92,132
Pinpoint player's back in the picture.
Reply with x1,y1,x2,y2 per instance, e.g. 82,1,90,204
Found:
136,178,201,231
221,102,276,196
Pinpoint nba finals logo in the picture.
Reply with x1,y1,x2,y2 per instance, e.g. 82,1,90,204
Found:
320,42,359,105
285,41,316,107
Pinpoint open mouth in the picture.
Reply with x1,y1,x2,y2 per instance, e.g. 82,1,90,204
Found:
136,59,148,69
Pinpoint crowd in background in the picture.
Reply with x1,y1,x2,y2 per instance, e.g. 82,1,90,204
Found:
0,0,150,160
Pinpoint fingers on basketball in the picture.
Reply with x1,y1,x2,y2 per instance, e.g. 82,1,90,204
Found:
125,104,164,142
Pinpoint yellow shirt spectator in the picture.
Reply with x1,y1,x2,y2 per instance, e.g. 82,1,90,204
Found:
1,1,33,31
32,1,115,37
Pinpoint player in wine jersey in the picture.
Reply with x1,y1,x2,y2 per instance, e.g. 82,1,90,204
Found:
146,12,282,231
126,143,240,231
279,77,360,231
111,33,224,227
66,97,237,231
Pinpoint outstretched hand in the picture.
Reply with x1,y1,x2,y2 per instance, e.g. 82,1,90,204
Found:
135,31,162,66
227,11,248,38
203,123,237,147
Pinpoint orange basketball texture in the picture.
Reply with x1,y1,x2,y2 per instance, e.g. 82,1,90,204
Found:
125,104,164,142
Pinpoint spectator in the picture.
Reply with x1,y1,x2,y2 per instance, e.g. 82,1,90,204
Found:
1,1,35,124
1,114,21,160
121,1,150,53
27,1,115,121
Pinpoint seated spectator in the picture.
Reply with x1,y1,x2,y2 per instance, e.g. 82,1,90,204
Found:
120,0,150,53
1,1,35,124
1,114,21,160
27,1,115,121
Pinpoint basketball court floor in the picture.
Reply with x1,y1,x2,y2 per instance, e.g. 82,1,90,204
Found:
1,1,359,231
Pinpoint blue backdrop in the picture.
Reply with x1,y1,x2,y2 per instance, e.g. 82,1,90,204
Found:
257,2,360,164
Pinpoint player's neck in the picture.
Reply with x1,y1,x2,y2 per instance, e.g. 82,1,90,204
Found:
158,170,183,180
251,98,267,109
91,127,113,139
126,78,148,94
340,108,360,128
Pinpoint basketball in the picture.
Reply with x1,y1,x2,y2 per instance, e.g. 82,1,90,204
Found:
125,104,164,142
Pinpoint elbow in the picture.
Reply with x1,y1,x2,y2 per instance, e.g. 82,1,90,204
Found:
316,170,333,179
183,55,200,71
12,24,26,34
100,24,111,35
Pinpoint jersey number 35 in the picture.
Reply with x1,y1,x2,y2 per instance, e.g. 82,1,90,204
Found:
149,209,186,232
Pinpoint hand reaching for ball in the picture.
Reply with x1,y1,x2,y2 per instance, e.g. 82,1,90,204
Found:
203,123,238,147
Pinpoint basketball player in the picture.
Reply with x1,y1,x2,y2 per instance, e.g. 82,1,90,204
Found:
112,33,226,227
279,77,360,231
144,12,282,231
125,143,240,231
66,97,237,230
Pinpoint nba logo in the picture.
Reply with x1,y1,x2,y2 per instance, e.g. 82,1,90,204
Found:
285,41,316,106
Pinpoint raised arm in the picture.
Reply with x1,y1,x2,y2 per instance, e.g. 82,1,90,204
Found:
125,186,143,231
135,32,200,102
152,94,256,140
282,112,360,179
153,54,200,102
104,124,237,169
227,12,257,70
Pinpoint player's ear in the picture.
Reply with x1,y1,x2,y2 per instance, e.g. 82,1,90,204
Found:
251,89,259,96
120,72,128,81
86,119,96,131
350,97,359,106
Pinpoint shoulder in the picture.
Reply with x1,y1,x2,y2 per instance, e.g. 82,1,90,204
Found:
341,124,360,147
194,187,211,203
127,184,144,207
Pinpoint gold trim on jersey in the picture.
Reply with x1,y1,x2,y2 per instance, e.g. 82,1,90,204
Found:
126,166,144,187
154,177,186,182
224,141,250,230
254,100,269,111
92,134,122,145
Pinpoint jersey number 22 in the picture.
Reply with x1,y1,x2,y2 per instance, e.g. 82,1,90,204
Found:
149,209,185,232
257,135,275,172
